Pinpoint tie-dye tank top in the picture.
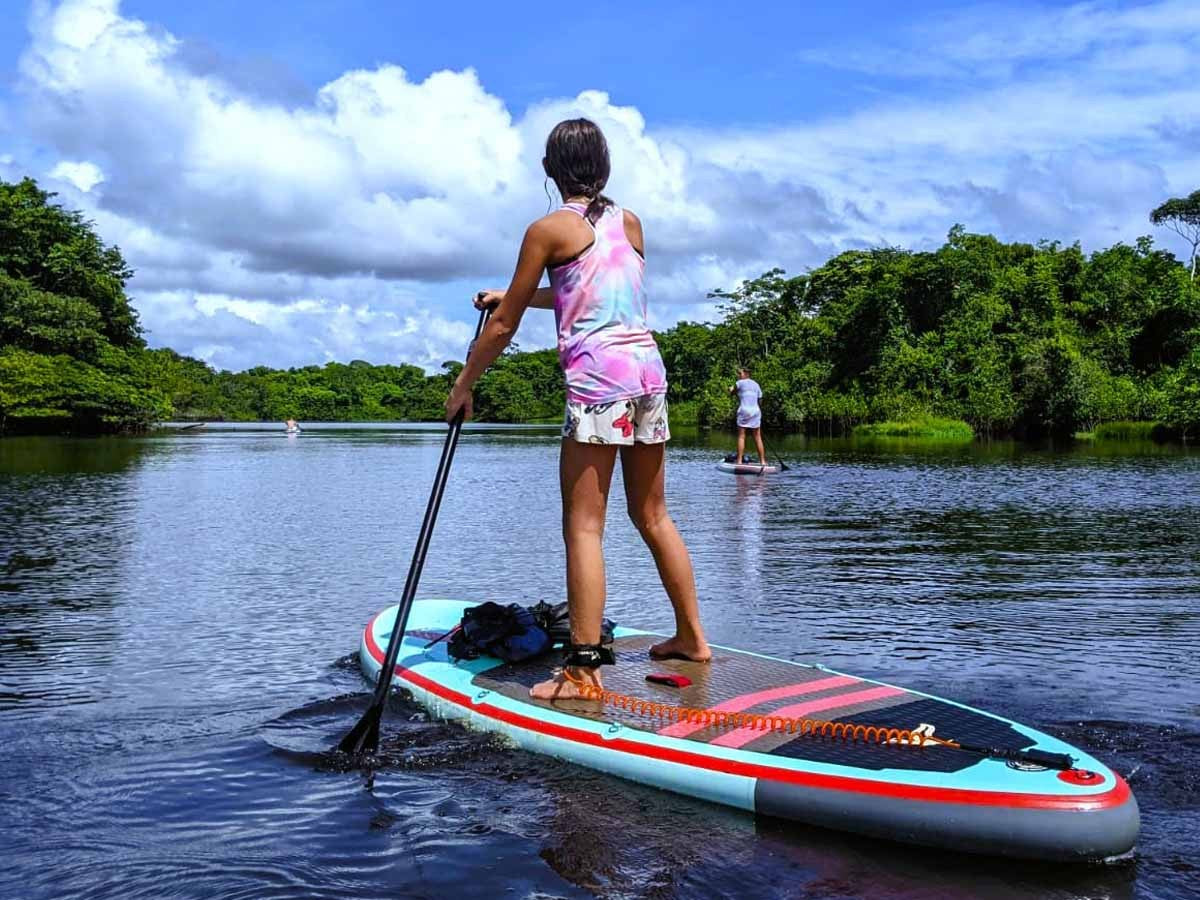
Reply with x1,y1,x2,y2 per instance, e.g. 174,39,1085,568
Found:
549,202,669,404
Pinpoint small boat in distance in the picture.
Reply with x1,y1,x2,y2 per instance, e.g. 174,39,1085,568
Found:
285,418,302,434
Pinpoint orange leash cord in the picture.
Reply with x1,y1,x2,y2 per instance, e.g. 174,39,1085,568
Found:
560,669,963,751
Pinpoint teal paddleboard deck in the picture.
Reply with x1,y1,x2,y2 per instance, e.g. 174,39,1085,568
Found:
357,600,1137,861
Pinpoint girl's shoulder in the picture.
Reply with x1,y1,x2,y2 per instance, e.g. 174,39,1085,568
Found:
529,204,640,254
532,203,631,225
531,206,582,229
620,207,644,256
526,207,587,243
529,207,597,268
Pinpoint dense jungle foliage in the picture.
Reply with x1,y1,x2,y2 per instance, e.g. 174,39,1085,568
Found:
2,177,1197,438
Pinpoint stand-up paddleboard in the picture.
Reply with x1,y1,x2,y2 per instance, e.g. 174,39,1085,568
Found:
356,599,1137,861
718,460,780,475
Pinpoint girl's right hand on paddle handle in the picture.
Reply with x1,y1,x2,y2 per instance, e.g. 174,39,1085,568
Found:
446,380,473,423
474,290,503,310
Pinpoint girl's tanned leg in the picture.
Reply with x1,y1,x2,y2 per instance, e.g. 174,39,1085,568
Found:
621,442,710,662
531,440,618,699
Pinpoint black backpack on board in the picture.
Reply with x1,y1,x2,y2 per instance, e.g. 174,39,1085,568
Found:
444,600,614,663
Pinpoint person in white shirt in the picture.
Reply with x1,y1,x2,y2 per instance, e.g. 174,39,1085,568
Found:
729,367,766,465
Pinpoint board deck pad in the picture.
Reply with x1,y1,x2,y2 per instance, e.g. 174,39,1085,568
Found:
472,634,1030,774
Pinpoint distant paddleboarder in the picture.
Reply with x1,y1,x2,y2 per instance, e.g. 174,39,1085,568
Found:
730,367,766,465
446,117,711,701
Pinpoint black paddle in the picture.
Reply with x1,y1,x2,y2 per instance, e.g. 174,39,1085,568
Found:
337,306,492,757
761,432,791,472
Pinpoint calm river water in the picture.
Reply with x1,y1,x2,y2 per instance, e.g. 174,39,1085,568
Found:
1,425,1197,899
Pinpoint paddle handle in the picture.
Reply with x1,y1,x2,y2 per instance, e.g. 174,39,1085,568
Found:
369,306,492,705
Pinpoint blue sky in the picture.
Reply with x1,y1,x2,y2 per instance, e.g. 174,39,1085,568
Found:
1,0,1198,370
85,0,976,122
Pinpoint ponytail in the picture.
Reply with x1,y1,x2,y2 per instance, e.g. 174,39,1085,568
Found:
545,119,613,224
584,187,613,224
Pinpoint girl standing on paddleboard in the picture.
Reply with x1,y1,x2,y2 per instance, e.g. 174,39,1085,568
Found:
730,367,766,465
446,118,711,699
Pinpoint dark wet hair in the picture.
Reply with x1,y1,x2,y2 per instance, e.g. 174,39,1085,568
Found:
544,118,612,224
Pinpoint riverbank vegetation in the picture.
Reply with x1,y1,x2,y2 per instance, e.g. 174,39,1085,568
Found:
1082,420,1171,442
2,177,1197,439
853,417,975,441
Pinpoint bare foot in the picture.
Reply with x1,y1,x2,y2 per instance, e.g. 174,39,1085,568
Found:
648,635,712,663
530,667,604,701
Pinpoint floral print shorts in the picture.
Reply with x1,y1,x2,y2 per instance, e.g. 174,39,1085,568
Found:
562,394,670,445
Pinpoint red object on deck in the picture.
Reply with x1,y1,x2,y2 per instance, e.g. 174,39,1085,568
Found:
647,672,692,688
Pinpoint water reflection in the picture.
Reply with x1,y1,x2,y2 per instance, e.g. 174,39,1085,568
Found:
732,475,767,604
0,429,1196,899
0,435,160,475
0,437,169,713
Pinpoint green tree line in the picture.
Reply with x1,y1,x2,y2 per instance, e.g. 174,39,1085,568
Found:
1,177,1197,438
0,177,566,430
659,224,1199,439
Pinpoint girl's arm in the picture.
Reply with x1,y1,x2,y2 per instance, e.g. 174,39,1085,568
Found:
476,286,555,310
446,221,553,420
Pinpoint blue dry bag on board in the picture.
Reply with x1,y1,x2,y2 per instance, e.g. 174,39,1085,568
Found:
447,602,552,663
444,601,615,663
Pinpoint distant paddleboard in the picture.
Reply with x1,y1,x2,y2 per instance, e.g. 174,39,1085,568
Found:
357,599,1138,861
718,460,780,475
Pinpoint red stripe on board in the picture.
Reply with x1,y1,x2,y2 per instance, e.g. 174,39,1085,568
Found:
708,685,908,749
657,674,860,738
362,613,1130,812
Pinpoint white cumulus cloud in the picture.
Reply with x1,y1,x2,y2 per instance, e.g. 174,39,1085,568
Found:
6,0,1199,372
48,159,103,190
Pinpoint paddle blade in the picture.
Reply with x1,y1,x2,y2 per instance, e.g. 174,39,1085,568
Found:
337,701,382,756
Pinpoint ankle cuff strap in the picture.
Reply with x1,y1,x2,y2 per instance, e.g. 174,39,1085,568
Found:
562,643,615,668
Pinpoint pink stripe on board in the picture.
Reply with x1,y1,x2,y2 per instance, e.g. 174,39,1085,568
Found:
657,674,859,739
708,685,908,749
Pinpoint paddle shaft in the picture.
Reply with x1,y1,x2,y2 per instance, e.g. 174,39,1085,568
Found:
760,431,790,471
339,306,491,753
370,305,490,704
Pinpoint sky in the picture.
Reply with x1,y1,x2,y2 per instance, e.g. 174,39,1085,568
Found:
1,0,1198,371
